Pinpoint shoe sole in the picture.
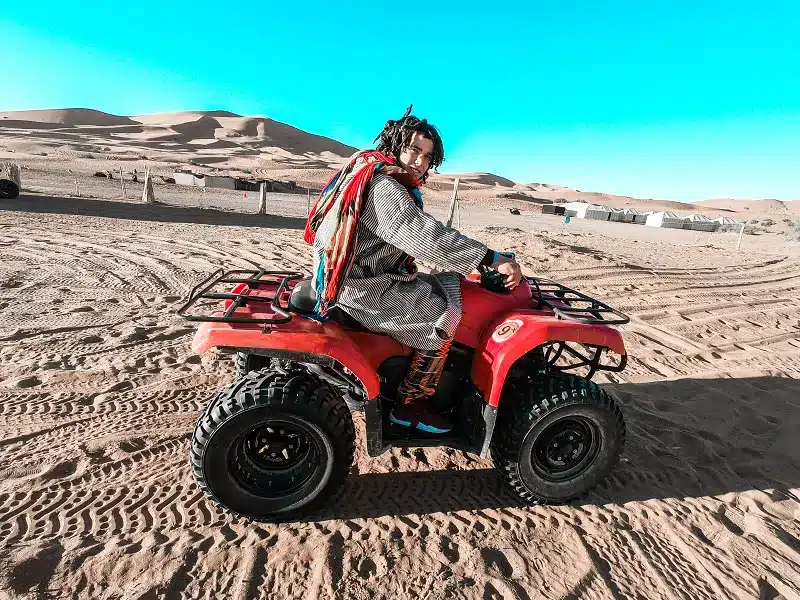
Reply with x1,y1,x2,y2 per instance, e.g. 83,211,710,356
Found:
389,412,451,434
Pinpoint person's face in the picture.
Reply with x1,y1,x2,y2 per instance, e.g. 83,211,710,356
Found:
398,132,434,180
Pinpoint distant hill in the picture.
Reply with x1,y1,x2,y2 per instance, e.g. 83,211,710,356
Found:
0,108,136,126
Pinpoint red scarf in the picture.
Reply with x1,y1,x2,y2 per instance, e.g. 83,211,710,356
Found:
303,151,421,316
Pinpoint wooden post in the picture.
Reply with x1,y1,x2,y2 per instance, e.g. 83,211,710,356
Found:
446,178,460,228
119,168,126,199
307,188,311,217
736,221,746,252
141,167,156,204
457,196,462,229
258,183,267,215
74,178,80,197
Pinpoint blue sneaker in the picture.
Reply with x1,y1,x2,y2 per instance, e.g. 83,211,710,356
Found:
390,403,452,434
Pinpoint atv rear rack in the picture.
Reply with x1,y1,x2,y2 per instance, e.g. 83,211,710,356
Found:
528,278,630,325
178,269,305,324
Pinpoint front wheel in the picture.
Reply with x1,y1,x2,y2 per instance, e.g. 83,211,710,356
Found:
492,374,625,504
191,370,355,521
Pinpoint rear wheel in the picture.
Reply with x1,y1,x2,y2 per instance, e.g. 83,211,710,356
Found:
492,374,625,503
191,370,355,521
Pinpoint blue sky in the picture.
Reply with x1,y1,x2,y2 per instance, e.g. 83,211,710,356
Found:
3,1,799,201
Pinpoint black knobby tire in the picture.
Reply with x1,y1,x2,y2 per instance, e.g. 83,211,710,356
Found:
492,374,625,504
0,179,20,200
191,370,355,521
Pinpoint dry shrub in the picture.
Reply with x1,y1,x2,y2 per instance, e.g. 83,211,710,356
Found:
785,221,800,242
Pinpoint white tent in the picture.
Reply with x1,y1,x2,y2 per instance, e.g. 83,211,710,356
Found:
622,208,647,224
608,207,634,223
682,214,718,232
586,204,613,221
645,211,684,228
174,170,206,187
711,216,740,226
563,202,590,218
563,202,613,221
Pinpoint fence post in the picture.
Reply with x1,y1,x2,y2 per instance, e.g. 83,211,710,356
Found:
258,183,267,215
142,168,156,204
119,168,126,198
307,188,311,217
74,178,80,197
736,222,746,252
446,178,460,228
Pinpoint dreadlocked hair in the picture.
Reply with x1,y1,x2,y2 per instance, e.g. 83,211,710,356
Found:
373,109,444,183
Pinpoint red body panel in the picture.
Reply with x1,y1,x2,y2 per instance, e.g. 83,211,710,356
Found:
455,275,533,347
471,312,626,408
191,276,626,403
193,281,409,399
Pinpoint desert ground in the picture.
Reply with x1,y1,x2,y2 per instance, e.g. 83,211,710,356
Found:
0,110,799,599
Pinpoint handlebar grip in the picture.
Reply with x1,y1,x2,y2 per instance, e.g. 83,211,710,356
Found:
480,267,509,294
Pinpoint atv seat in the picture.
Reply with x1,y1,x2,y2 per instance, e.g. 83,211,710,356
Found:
289,279,377,334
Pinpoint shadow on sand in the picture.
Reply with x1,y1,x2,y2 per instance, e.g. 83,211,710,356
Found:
0,193,307,230
308,375,800,521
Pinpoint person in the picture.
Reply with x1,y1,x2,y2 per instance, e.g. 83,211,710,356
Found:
304,107,522,433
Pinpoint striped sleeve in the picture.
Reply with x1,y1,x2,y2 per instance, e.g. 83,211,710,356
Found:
361,175,488,275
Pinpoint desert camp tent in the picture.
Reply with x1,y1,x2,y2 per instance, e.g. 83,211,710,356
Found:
563,202,612,220
711,216,740,226
542,204,566,216
584,204,612,221
174,170,206,187
563,202,587,218
622,208,647,224
645,211,684,228
609,207,634,223
173,170,264,191
682,214,718,232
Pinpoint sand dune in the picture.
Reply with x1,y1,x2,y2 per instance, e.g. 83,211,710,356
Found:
697,198,800,216
0,108,136,127
1,108,796,222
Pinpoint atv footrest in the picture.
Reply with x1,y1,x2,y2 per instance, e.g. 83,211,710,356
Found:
178,268,305,324
528,277,630,325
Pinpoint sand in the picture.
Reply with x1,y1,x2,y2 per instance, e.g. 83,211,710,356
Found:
0,110,799,599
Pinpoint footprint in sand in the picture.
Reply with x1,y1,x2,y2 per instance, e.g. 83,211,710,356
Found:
10,375,42,388
480,548,514,578
440,537,460,563
69,306,95,313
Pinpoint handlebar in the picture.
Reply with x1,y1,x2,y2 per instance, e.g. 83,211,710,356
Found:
479,266,511,294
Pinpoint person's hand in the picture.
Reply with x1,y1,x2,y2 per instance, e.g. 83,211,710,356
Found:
491,255,523,289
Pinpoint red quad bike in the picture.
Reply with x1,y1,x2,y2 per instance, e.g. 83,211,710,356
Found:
179,267,630,521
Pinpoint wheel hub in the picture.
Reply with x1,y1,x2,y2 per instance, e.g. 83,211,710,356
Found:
531,416,600,482
229,420,318,498
244,426,308,470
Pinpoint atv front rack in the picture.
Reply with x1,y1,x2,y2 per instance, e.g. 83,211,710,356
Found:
528,278,630,325
541,340,627,379
178,269,305,324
